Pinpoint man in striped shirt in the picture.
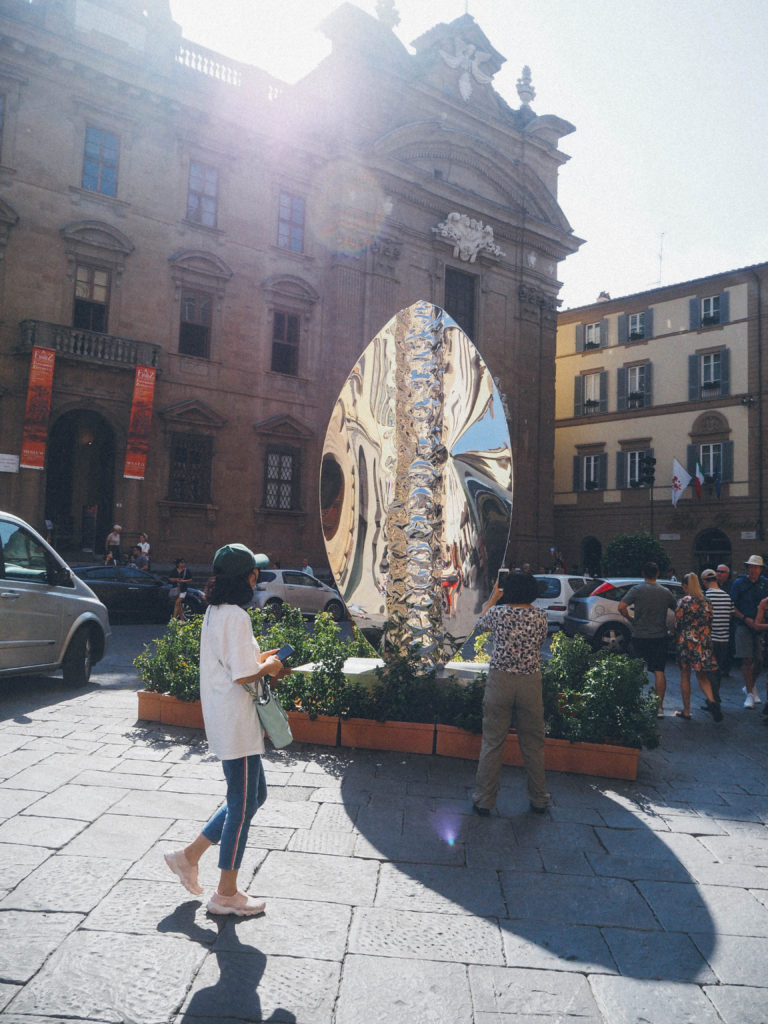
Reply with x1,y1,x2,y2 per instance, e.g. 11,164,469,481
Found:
701,568,733,707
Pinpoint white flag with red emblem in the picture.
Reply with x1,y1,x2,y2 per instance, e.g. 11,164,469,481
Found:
672,458,691,507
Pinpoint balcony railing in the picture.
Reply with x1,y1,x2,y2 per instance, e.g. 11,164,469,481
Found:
18,320,161,369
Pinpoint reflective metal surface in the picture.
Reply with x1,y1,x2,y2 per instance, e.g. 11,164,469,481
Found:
321,301,513,661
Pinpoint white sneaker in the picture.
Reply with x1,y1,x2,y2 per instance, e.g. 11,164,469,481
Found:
752,695,763,705
744,692,756,708
207,890,266,916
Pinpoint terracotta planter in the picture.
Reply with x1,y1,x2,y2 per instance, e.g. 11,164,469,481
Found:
435,725,639,780
287,712,339,746
137,689,162,721
136,691,204,730
340,718,435,754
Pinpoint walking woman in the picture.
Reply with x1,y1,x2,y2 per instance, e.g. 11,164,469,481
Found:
674,571,723,722
164,543,287,915
472,570,550,816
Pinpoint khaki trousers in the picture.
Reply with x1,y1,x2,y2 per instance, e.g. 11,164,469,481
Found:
472,667,550,811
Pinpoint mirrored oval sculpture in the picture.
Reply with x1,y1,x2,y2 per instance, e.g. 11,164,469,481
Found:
321,300,513,661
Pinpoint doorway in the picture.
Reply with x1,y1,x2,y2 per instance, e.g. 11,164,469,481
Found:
694,528,732,573
45,410,116,554
580,536,602,576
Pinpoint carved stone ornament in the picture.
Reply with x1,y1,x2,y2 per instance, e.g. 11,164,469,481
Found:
439,37,493,102
434,212,504,263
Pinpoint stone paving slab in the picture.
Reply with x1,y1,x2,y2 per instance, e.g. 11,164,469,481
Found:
0,842,50,891
376,861,507,917
638,879,768,935
704,984,768,1024
500,920,616,973
255,850,379,906
22,782,128,821
5,928,206,1023
0,788,41,817
0,854,133,913
0,814,85,849
214,896,351,960
180,949,339,1023
0,909,83,982
589,975,723,1024
600,926,716,982
501,870,659,929
470,964,603,1021
349,906,504,964
334,954,473,1024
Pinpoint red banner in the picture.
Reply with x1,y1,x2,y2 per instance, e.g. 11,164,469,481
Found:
123,365,157,479
20,346,56,470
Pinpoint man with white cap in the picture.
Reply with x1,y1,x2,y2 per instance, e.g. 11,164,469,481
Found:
730,555,768,708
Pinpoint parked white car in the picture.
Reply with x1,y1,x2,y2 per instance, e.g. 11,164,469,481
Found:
533,574,590,630
250,568,346,621
0,510,110,685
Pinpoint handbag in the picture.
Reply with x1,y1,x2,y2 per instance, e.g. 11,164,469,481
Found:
254,680,293,749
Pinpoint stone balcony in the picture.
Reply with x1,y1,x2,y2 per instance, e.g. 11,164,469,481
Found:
18,320,161,370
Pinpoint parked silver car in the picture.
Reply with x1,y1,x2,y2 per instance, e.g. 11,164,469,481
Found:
562,576,683,654
533,574,589,630
0,510,110,685
251,569,346,621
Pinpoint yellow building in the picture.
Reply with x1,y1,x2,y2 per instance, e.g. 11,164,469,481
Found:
555,264,767,574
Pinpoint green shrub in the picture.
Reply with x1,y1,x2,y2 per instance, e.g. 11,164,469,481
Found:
133,615,203,702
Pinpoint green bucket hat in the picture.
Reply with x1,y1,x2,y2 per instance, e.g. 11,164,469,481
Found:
212,543,270,577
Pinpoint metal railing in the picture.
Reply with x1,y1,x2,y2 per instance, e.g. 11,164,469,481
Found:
18,320,161,369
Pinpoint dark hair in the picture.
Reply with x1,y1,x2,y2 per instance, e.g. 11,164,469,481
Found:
643,561,659,579
499,570,537,605
206,572,255,608
174,558,186,569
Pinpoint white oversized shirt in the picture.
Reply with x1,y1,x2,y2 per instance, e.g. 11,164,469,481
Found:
199,604,265,760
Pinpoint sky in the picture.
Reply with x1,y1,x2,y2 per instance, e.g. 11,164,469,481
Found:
169,0,768,310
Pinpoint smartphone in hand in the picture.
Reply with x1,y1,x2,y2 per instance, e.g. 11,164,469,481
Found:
275,644,294,664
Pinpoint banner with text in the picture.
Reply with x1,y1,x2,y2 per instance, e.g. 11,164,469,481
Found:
20,346,56,470
123,365,157,480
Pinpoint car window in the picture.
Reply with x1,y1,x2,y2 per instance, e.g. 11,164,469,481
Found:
82,567,120,581
572,580,607,599
0,522,50,583
535,578,561,599
568,577,586,590
259,571,276,583
284,571,313,586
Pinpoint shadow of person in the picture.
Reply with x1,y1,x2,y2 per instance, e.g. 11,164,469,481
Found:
176,919,297,1023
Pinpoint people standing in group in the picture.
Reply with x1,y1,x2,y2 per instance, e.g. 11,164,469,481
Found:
168,557,192,621
716,564,732,593
164,543,289,915
618,562,676,718
701,568,733,707
730,555,768,709
105,524,122,564
471,570,550,816
673,572,722,721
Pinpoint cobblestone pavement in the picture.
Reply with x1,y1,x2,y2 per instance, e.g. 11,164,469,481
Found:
0,624,766,1023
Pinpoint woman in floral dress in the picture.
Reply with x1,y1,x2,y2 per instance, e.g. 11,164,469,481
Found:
674,572,723,721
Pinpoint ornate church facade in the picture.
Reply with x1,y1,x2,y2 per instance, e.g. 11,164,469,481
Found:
0,0,580,569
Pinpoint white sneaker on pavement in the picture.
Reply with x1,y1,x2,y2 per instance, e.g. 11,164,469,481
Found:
164,850,203,896
207,890,266,916
744,692,756,709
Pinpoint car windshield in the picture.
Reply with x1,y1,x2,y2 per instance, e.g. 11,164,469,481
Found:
572,579,608,599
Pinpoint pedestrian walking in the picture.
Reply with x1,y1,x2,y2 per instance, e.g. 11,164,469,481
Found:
673,572,722,721
730,555,768,708
618,562,677,717
471,570,550,816
752,595,768,724
701,568,732,705
164,543,289,916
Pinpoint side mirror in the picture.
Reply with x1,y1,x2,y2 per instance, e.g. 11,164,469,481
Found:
49,566,72,586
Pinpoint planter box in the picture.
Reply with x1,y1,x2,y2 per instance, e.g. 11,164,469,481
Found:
287,712,339,746
341,718,435,754
136,691,204,730
435,725,639,780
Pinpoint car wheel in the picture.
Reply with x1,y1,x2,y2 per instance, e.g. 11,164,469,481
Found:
324,599,345,622
595,623,631,655
265,598,284,619
181,594,204,617
62,626,94,687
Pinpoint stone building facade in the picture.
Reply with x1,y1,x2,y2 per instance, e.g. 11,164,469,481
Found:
555,263,768,575
0,0,580,572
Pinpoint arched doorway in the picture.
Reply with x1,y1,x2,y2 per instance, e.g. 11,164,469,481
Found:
694,528,731,572
580,536,602,576
45,410,116,554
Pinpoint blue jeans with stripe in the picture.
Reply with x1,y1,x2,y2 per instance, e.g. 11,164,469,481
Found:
202,754,267,871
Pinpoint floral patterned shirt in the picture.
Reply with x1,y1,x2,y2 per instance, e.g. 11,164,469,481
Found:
475,604,548,674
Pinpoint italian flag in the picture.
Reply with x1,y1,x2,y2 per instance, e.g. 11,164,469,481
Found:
694,460,705,499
